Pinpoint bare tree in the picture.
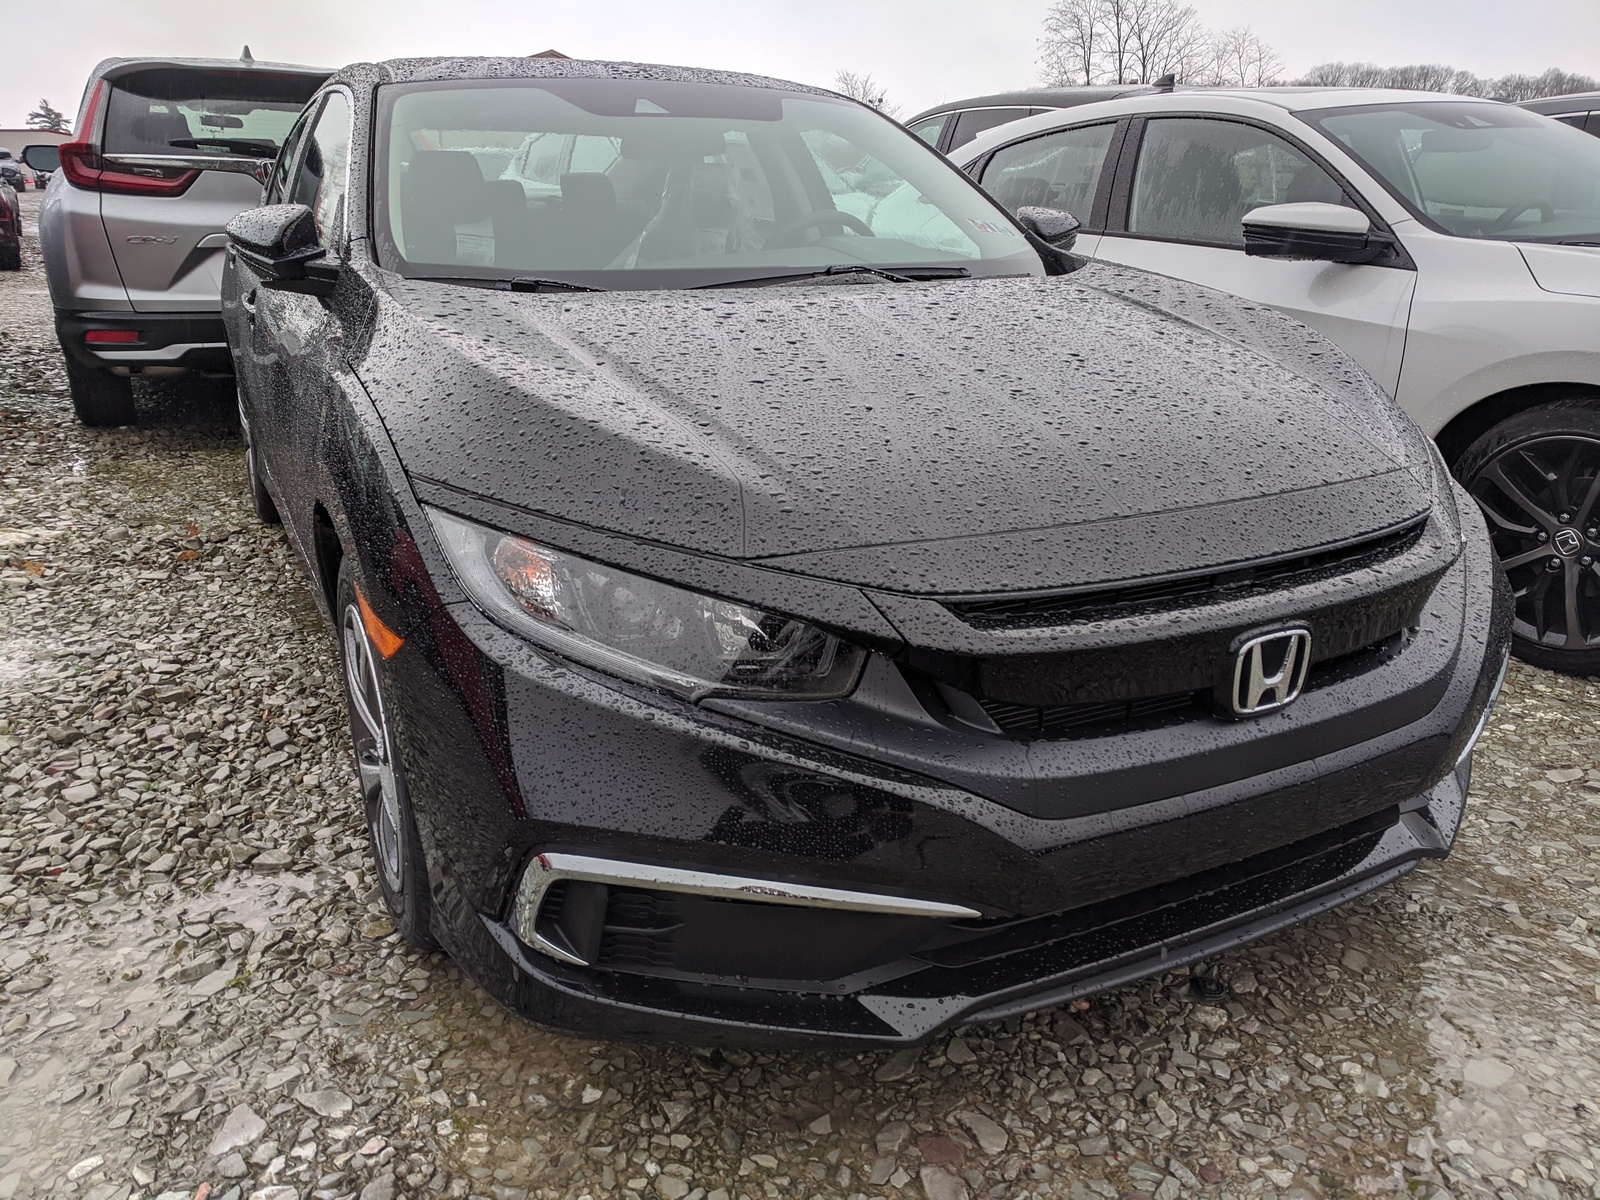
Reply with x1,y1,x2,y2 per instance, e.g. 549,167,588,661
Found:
1208,26,1283,86
1041,0,1282,87
1040,0,1101,86
833,70,899,117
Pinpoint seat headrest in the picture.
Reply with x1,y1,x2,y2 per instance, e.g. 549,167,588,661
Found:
560,172,617,214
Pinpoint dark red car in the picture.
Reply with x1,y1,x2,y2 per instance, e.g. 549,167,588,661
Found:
0,182,21,271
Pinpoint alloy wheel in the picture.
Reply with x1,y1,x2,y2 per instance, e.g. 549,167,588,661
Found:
1467,434,1600,653
342,604,405,893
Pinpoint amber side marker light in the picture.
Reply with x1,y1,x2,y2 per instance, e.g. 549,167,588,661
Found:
356,588,405,659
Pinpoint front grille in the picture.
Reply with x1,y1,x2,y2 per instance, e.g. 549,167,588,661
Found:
947,518,1428,630
973,632,1402,739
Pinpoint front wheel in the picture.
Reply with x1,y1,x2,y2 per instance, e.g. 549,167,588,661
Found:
1456,399,1600,675
336,562,439,950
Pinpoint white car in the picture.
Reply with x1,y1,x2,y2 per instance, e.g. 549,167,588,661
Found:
958,88,1600,675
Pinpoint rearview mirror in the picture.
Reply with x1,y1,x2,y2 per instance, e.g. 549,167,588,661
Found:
21,144,60,173
226,203,339,296
1242,202,1382,265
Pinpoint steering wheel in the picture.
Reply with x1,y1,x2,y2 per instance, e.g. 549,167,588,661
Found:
1487,198,1555,233
767,209,874,248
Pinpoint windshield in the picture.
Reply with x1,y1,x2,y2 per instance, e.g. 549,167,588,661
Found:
373,78,1042,288
1299,100,1600,244
105,68,327,158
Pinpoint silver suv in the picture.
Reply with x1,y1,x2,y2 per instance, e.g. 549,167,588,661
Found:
25,53,327,425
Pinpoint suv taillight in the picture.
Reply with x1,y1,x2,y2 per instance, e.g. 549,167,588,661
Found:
58,141,199,197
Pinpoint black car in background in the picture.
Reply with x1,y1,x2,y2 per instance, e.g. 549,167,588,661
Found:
1520,91,1600,136
906,84,1162,155
0,149,24,192
0,181,20,270
222,56,1509,1044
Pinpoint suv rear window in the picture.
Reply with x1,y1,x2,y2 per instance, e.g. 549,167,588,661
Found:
104,68,326,159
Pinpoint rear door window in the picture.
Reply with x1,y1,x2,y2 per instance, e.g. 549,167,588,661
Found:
908,113,949,148
947,107,1032,153
103,68,326,158
980,123,1115,227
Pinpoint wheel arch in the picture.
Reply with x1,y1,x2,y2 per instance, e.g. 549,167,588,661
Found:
312,502,344,621
1434,382,1600,471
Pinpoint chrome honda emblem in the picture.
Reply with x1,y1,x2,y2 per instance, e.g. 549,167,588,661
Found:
1228,628,1312,716
1554,527,1582,556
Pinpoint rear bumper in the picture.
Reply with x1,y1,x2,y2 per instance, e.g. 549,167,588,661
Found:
54,309,232,374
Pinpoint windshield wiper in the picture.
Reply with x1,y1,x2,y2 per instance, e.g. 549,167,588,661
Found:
1556,239,1600,247
407,275,604,293
696,264,971,289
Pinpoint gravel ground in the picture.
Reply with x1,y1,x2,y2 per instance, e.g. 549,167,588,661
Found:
2,186,1599,1200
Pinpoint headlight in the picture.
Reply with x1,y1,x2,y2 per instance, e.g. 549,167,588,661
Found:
427,508,867,702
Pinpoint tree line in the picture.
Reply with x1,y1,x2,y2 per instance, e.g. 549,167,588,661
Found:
1038,0,1596,100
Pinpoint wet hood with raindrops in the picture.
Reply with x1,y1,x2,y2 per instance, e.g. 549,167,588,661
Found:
355,260,1437,595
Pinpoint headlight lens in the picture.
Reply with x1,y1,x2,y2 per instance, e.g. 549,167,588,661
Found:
427,507,867,701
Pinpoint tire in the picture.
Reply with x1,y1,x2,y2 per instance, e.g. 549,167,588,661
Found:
336,561,439,950
0,240,17,271
237,395,280,524
63,353,136,426
1456,399,1600,675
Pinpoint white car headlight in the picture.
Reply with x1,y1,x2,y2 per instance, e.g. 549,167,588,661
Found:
428,507,867,702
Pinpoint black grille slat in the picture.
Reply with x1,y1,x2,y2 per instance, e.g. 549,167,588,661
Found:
948,519,1428,630
974,635,1400,740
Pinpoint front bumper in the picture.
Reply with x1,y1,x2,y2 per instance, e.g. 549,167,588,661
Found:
380,487,1509,1045
55,309,232,374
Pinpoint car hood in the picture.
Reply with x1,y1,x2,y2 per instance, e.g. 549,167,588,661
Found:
357,265,1431,594
1520,242,1600,298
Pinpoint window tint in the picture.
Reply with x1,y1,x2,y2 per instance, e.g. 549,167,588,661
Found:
378,79,1037,285
1554,114,1588,129
291,91,351,250
1300,101,1600,242
265,106,316,205
1129,118,1348,248
948,108,1032,153
103,68,323,158
909,114,948,147
981,123,1115,226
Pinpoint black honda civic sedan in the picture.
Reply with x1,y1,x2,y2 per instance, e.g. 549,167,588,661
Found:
222,56,1510,1044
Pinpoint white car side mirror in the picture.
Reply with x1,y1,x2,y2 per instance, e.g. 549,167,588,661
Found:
1242,202,1380,264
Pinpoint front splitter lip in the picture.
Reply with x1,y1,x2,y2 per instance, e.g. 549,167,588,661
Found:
472,764,1466,1047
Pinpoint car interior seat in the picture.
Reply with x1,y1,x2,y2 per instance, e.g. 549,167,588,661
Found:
401,150,489,265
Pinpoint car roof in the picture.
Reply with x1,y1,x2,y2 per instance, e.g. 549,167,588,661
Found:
330,55,832,98
87,56,333,84
905,86,1151,125
1520,91,1600,113
953,87,1516,163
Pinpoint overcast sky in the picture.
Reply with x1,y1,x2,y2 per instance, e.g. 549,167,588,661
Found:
4,0,1598,131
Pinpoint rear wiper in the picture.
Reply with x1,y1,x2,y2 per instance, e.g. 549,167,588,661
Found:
407,275,604,293
696,264,971,289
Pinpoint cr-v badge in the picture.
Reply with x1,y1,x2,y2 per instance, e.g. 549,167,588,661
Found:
1228,628,1312,716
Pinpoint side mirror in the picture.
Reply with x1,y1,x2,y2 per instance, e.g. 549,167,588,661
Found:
1242,202,1381,265
226,203,339,296
21,144,60,173
1016,204,1080,253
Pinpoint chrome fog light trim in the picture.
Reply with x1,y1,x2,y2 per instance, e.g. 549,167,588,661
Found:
1456,646,1511,769
513,851,982,966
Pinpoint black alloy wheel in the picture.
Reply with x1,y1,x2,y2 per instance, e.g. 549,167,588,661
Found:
1458,400,1600,675
336,562,439,950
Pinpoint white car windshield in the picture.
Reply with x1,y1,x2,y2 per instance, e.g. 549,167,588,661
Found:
373,77,1043,288
1300,100,1600,245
